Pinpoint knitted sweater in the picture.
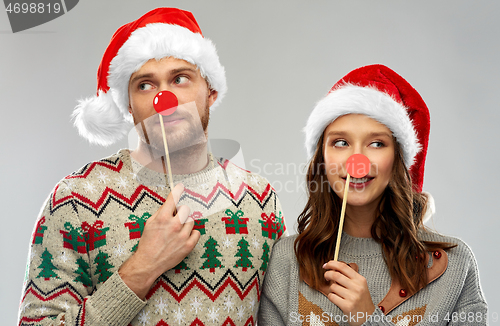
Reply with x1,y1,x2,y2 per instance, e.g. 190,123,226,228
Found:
18,149,287,326
258,232,487,326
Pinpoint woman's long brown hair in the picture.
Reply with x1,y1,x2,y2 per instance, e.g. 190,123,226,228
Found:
294,133,456,295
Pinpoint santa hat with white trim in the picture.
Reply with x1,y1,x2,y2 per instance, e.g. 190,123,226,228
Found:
304,64,435,221
72,7,227,146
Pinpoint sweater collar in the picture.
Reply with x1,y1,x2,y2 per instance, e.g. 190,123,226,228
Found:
118,149,223,189
339,232,383,258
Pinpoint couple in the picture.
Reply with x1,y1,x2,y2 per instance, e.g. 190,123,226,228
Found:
18,7,486,326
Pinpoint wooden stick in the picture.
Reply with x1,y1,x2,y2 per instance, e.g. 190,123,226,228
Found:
334,173,350,261
159,115,175,192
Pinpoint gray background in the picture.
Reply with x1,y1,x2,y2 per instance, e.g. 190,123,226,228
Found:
1,1,499,324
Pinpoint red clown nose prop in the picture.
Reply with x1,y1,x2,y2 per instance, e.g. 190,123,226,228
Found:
346,153,370,178
154,91,178,116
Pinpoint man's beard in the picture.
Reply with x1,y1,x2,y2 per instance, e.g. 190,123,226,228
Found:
135,101,210,163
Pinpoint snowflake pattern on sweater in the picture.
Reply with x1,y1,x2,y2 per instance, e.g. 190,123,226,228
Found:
18,150,287,326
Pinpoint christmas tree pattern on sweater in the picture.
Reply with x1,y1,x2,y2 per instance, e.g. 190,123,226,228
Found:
18,150,287,326
234,237,254,271
200,236,225,273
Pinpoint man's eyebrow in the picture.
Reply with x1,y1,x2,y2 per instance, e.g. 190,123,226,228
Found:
130,73,154,85
170,67,198,75
129,67,198,85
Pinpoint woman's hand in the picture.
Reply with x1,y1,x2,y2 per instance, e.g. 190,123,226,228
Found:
323,260,376,326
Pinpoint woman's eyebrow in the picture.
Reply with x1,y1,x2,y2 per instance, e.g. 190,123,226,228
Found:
366,131,392,138
325,131,392,138
326,131,348,137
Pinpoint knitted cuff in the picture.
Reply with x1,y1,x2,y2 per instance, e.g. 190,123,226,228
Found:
86,271,147,324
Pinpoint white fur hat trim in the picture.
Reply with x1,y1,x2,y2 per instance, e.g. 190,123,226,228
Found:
304,84,421,168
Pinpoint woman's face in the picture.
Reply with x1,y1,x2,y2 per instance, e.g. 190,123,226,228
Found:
323,114,395,209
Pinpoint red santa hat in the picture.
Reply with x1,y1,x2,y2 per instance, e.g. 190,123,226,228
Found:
72,7,227,146
304,64,434,220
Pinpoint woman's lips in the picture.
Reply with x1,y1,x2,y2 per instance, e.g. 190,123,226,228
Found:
341,176,375,189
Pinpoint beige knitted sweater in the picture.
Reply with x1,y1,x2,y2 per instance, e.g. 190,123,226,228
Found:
18,149,287,325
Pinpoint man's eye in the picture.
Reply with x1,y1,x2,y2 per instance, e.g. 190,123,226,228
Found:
334,140,348,147
174,76,188,85
139,83,153,91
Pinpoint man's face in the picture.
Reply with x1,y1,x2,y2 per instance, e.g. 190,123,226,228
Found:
128,57,218,154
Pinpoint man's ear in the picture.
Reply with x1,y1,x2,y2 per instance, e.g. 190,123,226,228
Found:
208,89,218,108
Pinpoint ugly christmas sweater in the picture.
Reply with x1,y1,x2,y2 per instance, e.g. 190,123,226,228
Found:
258,233,487,326
18,149,287,326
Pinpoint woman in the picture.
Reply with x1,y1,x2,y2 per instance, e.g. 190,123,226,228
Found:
258,65,487,326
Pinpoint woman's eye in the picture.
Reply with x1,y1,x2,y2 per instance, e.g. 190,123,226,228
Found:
139,83,153,91
370,141,384,148
174,76,188,85
334,140,348,147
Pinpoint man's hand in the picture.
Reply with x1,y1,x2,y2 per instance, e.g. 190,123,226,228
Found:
323,260,376,326
119,183,201,299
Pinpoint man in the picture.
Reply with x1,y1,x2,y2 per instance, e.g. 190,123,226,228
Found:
18,8,287,325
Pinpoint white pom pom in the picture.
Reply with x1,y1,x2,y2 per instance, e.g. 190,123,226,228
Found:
72,90,132,146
